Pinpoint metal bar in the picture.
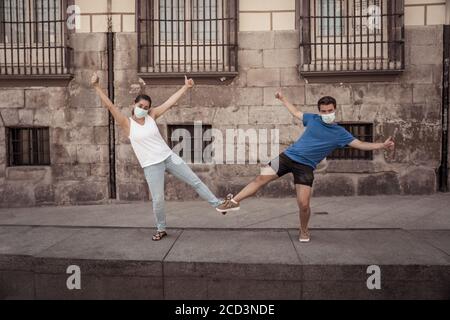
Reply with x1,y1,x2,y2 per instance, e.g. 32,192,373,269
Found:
209,0,212,70
164,0,167,72
171,0,173,72
439,24,449,192
28,0,33,74
215,0,218,71
346,0,349,70
107,31,117,199
366,0,369,70
22,0,27,74
9,0,14,74
221,0,224,71
177,0,180,72
48,0,52,74
326,0,329,71
334,0,336,70
203,0,205,71
1,0,7,75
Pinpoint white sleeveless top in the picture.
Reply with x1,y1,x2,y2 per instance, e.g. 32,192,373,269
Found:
128,115,173,168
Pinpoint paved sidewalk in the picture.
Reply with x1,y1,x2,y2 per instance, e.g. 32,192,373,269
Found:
0,194,449,300
0,194,449,230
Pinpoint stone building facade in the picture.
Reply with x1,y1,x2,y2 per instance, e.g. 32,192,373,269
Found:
0,0,449,207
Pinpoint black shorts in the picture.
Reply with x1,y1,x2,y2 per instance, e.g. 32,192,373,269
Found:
268,153,314,187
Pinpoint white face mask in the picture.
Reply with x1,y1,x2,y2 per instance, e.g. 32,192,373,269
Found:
134,105,148,119
321,112,336,124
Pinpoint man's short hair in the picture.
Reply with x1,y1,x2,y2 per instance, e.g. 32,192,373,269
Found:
317,96,337,111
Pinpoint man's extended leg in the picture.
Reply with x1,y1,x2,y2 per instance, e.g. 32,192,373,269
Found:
296,184,313,242
216,165,279,213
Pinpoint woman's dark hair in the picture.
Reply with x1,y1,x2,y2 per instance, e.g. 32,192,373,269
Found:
132,94,152,116
317,96,337,111
134,94,152,105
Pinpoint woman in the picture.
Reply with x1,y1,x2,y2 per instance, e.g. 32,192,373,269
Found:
91,73,223,241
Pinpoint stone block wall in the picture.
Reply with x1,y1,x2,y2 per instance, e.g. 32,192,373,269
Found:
0,24,446,207
112,26,444,201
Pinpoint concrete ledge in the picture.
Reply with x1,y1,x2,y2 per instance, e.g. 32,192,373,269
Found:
0,226,449,300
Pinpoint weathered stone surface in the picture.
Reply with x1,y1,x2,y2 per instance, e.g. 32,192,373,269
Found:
144,86,190,107
263,49,299,68
191,86,235,107
18,109,34,125
249,106,293,125
213,106,249,125
118,183,149,201
70,33,106,53
413,84,441,104
274,31,300,49
0,90,24,109
281,68,305,86
234,87,263,106
34,184,55,205
55,182,108,204
0,109,19,126
357,172,401,196
238,49,263,68
73,51,103,69
306,84,351,105
76,145,109,164
6,167,51,182
264,86,305,106
400,167,437,195
239,32,275,50
51,164,91,181
0,183,35,208
410,45,442,66
247,68,281,87
94,126,110,145
50,144,78,164
312,174,356,197
405,26,442,47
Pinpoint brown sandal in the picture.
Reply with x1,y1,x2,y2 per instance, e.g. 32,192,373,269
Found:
152,231,168,241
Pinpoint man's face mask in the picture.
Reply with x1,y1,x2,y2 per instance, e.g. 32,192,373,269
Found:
321,112,336,124
134,105,148,119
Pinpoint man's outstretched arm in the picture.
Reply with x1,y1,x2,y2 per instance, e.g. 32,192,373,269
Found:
275,92,303,120
349,137,395,151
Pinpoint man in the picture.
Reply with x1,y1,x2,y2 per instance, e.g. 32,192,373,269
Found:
216,93,395,243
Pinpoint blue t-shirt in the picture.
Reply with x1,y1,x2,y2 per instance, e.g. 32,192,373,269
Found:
284,113,356,169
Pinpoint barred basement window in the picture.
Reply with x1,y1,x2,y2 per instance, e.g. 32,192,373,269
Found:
6,127,50,166
329,123,373,160
0,0,73,78
137,0,238,77
168,124,212,164
298,0,404,75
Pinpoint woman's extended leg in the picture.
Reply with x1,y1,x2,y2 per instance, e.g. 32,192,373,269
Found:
143,161,167,233
165,153,223,208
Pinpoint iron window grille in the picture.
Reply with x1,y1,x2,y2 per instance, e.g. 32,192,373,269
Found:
137,0,238,77
0,0,73,78
6,127,51,166
168,124,212,163
299,0,404,75
329,122,373,160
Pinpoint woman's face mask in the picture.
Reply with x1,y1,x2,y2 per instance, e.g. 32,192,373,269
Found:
134,105,148,119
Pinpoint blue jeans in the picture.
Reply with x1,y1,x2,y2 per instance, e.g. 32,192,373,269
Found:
143,153,223,232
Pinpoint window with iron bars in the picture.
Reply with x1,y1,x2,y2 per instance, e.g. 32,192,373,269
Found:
0,0,73,78
168,124,212,164
298,0,404,75
137,0,238,77
328,122,373,160
6,127,51,166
